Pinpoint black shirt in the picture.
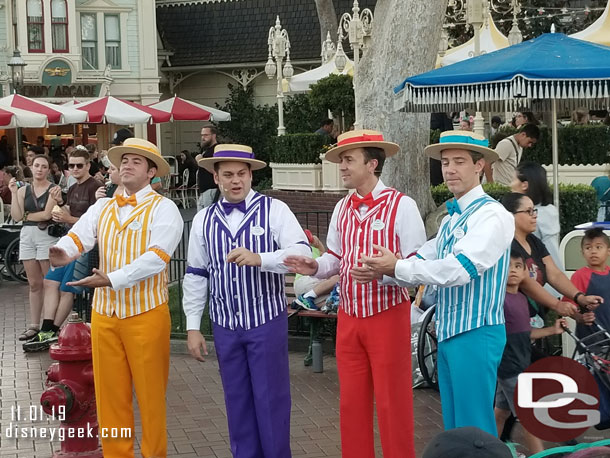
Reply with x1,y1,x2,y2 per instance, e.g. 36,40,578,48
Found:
197,143,217,194
511,234,550,287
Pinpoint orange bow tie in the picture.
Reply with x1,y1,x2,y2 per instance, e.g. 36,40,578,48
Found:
116,194,137,207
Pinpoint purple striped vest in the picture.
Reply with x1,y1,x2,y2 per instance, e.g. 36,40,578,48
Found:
202,193,286,330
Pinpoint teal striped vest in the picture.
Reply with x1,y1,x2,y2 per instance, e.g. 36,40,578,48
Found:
435,195,510,342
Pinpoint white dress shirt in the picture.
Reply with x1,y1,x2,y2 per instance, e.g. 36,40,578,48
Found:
393,185,515,287
182,189,311,331
314,179,427,279
55,185,184,290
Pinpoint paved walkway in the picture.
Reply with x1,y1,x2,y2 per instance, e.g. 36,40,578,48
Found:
1,282,609,457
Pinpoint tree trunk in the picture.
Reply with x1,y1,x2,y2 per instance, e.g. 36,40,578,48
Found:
357,0,447,219
314,0,338,44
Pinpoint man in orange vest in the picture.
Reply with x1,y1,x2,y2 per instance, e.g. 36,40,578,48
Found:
49,138,183,458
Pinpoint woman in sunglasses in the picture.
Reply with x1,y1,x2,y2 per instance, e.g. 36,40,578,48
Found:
8,154,62,342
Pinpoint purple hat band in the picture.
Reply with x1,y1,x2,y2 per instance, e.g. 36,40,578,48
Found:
214,150,256,160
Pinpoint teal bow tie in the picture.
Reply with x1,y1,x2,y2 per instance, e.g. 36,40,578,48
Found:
446,198,462,216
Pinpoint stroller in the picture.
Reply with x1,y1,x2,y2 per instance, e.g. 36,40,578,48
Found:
563,311,610,431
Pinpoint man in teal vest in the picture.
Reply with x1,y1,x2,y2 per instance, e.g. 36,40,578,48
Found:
362,131,514,436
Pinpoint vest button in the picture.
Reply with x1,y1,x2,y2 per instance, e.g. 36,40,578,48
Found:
233,294,238,299
235,311,241,316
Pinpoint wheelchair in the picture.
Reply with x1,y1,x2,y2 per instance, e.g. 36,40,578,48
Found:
416,304,438,390
0,225,26,283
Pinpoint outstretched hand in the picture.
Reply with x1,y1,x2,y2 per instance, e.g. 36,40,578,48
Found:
283,255,319,276
67,268,111,288
49,246,76,267
187,330,208,362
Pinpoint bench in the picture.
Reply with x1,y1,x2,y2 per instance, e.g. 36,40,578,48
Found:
285,273,337,372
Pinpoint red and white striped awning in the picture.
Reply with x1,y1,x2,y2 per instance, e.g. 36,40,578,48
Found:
0,94,88,124
72,96,171,124
0,105,48,128
149,96,231,121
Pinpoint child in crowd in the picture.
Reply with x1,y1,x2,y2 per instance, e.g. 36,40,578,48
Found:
566,228,610,339
495,250,566,455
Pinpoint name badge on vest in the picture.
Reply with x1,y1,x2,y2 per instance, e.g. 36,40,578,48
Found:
128,220,142,231
251,226,265,236
453,227,465,239
371,220,385,231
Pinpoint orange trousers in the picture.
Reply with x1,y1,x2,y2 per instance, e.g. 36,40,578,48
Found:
91,304,170,458
336,303,415,458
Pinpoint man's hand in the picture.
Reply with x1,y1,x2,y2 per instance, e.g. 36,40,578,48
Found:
49,246,76,267
554,301,578,317
95,186,106,200
350,265,382,284
311,235,325,253
66,268,111,288
187,330,208,362
359,244,399,277
226,247,261,267
578,294,604,311
283,255,319,276
553,318,568,334
575,311,596,326
52,206,73,224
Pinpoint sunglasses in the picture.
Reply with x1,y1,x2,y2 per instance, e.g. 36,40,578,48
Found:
68,163,85,169
515,208,538,216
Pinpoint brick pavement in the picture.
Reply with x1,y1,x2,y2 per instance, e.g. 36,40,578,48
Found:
1,281,609,457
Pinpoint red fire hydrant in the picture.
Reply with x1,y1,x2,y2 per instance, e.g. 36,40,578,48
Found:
41,313,103,458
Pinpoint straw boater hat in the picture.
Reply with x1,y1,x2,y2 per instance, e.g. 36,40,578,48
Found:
324,129,400,164
108,138,170,177
198,144,267,173
424,130,499,163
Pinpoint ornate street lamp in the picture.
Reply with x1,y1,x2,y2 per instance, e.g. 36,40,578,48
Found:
8,49,26,94
321,32,336,65
265,16,293,136
507,0,523,46
7,49,27,165
337,0,373,130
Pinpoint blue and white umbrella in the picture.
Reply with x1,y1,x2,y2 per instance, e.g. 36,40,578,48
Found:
393,33,610,207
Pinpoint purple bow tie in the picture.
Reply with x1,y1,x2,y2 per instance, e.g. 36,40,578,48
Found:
221,200,247,215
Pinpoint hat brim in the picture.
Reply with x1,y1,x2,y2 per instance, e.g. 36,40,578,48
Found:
198,157,267,173
324,141,400,164
424,142,499,163
108,146,170,177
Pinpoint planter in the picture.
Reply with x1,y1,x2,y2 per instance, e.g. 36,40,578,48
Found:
542,163,610,186
320,153,346,192
270,162,323,191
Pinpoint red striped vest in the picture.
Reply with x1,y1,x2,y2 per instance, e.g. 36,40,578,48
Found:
336,188,410,317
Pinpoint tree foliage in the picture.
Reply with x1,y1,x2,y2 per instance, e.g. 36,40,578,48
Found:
309,74,355,129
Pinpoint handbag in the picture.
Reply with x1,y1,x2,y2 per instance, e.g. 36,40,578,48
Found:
30,183,67,237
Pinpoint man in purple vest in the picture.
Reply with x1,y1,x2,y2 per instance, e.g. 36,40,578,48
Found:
182,144,311,458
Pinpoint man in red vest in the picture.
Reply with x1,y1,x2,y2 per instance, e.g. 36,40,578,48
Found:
285,130,426,458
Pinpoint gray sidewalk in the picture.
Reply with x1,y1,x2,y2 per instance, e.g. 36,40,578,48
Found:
1,282,609,457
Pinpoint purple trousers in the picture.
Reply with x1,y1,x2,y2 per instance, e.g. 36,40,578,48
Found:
213,310,292,458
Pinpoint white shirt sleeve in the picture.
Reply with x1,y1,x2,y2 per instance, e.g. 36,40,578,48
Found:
314,200,343,279
259,199,312,273
182,210,210,331
393,203,515,287
106,198,184,291
55,198,108,259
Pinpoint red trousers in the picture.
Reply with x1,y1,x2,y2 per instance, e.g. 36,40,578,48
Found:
336,303,415,458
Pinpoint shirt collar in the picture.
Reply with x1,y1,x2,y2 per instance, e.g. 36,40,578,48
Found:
355,179,386,199
221,189,255,210
123,184,153,202
456,185,485,212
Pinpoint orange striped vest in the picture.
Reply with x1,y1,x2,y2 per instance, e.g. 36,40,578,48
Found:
337,188,410,317
92,192,168,318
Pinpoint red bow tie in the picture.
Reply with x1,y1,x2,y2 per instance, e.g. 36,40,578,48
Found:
116,194,137,207
351,193,375,209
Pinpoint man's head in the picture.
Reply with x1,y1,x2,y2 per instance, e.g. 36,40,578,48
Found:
581,228,610,269
324,130,399,189
491,116,502,129
108,138,170,193
200,125,218,149
508,249,527,288
514,123,540,149
320,118,333,133
68,149,91,182
423,426,512,458
85,143,98,159
111,128,134,146
425,131,497,199
514,111,535,127
25,146,43,166
214,161,252,203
